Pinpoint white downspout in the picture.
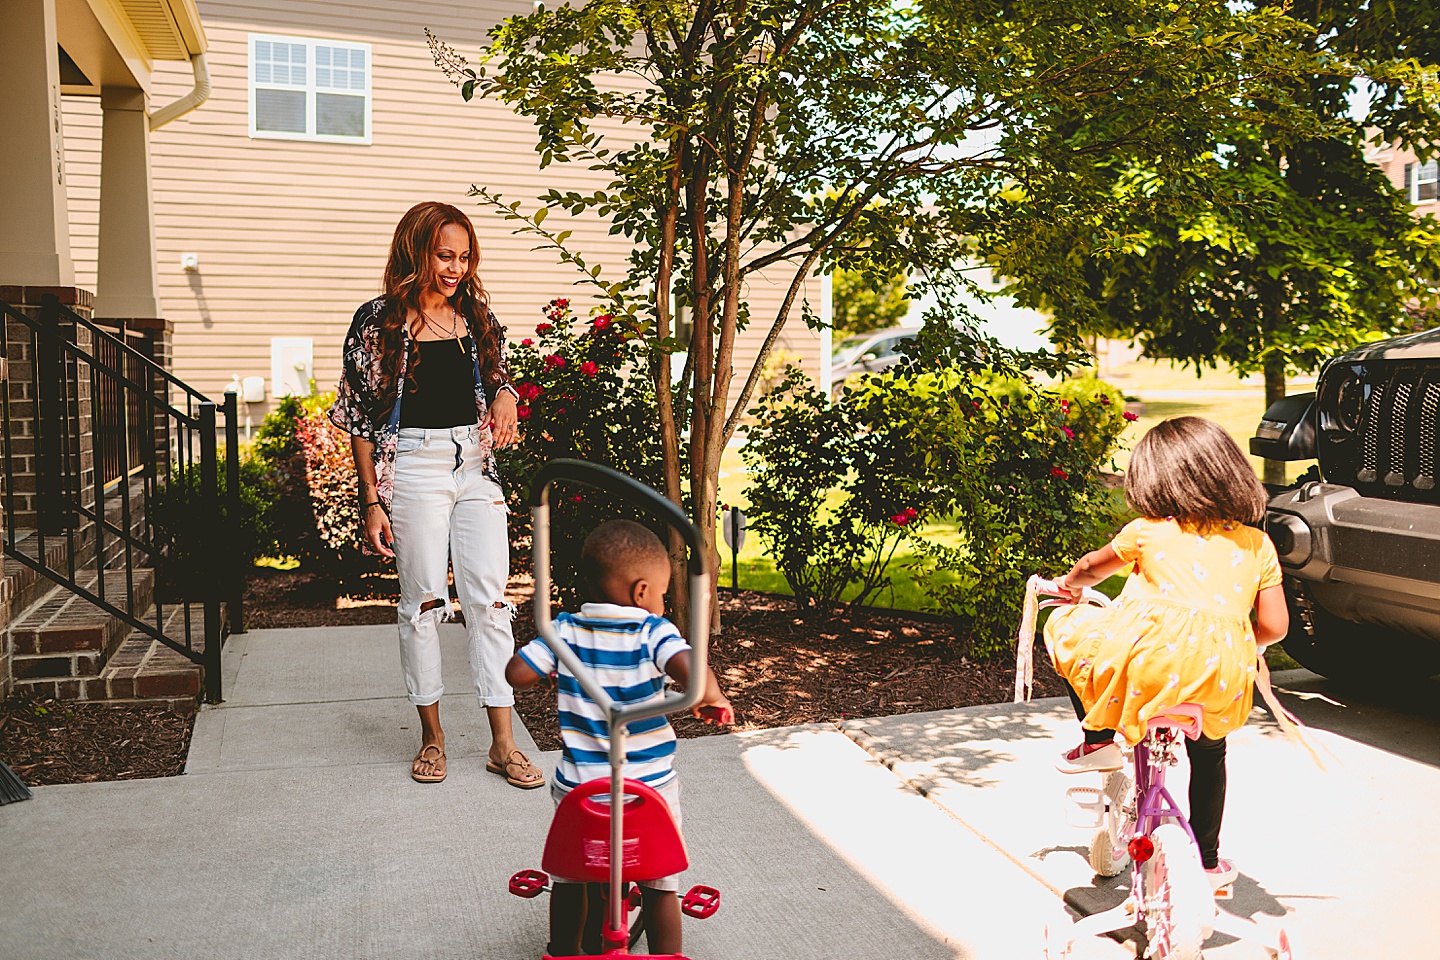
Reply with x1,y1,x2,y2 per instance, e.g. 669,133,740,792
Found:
149,53,210,130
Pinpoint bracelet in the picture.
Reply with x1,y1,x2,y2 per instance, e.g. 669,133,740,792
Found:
361,501,383,512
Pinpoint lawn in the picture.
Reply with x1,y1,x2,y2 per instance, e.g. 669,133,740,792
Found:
718,355,1314,614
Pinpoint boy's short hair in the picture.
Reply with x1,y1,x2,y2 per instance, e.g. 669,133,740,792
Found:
580,520,669,595
1126,416,1268,526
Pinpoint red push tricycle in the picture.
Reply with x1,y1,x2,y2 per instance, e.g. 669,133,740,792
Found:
507,459,722,959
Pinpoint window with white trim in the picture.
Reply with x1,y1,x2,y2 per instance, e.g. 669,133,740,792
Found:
1413,160,1438,204
249,34,371,143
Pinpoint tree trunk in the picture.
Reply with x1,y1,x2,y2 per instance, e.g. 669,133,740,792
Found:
1263,355,1287,487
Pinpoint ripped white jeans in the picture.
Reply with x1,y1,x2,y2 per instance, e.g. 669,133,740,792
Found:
390,425,515,708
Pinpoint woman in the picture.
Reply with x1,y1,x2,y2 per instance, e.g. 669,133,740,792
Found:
330,201,544,789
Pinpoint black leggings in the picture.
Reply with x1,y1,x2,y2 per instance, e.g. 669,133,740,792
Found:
1063,680,1227,869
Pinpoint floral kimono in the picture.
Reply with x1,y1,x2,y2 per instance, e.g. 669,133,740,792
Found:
328,296,517,511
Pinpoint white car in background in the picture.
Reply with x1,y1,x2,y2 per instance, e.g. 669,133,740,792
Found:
829,326,920,393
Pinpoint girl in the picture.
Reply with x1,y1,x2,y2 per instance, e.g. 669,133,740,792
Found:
330,201,544,790
1046,416,1289,888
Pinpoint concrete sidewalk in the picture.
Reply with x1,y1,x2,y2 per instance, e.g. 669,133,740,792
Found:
0,623,1124,960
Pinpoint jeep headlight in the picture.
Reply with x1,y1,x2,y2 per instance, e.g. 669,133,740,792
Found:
1320,367,1364,437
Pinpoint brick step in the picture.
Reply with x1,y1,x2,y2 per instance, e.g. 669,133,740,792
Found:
18,603,224,716
2,476,149,616
1,534,80,622
9,569,156,686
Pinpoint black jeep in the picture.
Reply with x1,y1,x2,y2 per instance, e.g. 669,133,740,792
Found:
1252,330,1440,682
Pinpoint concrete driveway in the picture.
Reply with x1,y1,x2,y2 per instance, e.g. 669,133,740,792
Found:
841,670,1440,959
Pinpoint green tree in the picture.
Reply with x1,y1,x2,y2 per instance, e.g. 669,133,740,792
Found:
991,1,1440,484
833,267,909,338
430,1,1330,619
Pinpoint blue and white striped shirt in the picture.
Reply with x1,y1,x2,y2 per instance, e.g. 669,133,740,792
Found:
516,603,691,792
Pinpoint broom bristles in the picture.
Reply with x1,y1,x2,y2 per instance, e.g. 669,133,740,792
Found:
0,759,32,804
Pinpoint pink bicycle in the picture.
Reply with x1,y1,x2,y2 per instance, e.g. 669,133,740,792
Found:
1019,576,1294,960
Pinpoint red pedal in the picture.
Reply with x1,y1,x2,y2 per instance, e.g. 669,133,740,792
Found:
509,869,549,899
681,884,720,919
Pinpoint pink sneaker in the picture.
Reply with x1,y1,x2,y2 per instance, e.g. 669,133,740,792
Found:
1206,859,1237,889
1055,741,1123,774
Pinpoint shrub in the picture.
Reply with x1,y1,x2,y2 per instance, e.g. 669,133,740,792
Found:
151,453,279,601
890,370,1128,658
742,364,1129,657
496,298,672,604
742,368,930,610
252,392,334,565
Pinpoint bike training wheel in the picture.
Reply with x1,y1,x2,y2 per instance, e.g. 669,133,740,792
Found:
1090,827,1129,878
1141,824,1212,960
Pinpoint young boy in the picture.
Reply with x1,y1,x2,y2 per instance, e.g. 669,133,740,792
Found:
506,519,733,957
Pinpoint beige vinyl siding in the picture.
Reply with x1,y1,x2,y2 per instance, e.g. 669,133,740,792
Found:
62,0,823,419
61,97,103,293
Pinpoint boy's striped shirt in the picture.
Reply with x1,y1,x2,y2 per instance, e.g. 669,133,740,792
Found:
515,603,691,792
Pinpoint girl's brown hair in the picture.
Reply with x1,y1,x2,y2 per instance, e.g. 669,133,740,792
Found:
376,201,503,403
1125,416,1267,526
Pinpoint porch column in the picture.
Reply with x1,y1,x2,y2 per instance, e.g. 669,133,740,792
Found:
0,0,75,287
94,87,161,319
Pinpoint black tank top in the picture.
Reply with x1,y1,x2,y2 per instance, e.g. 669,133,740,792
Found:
400,336,478,428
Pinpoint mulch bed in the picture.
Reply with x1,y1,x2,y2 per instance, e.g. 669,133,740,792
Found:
0,697,193,786
514,587,1067,750
1,566,1063,786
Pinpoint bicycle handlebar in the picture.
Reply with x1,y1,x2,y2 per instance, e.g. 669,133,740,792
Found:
1031,576,1112,608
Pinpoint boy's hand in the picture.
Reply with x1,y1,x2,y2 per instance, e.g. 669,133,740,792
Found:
694,696,734,726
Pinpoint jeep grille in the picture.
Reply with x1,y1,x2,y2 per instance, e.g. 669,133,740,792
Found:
1321,362,1440,499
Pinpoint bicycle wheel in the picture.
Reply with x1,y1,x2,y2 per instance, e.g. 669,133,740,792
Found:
1141,824,1212,960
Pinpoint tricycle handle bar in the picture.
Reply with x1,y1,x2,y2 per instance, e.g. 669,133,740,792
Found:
529,459,712,726
529,460,703,575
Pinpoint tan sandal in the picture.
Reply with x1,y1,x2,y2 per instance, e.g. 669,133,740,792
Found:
486,749,545,789
411,743,446,783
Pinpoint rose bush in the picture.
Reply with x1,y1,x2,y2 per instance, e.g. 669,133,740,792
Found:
496,298,672,604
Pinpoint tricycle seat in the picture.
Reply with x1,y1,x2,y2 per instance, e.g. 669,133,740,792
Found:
542,778,688,884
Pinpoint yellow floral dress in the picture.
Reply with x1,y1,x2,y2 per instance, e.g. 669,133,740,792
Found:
1045,517,1283,744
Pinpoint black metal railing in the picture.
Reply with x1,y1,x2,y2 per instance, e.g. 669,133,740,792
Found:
1,294,244,702
91,320,152,487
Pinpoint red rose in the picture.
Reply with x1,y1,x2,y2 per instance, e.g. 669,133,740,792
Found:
903,507,918,520
520,338,534,347
1051,466,1069,480
517,404,531,420
890,514,910,526
544,354,566,370
1097,394,1111,406
592,315,613,331
1123,411,1139,422
1061,425,1075,440
581,361,599,378
536,322,554,335
556,298,570,308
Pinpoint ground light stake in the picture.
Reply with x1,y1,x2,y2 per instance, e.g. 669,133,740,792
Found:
721,506,746,593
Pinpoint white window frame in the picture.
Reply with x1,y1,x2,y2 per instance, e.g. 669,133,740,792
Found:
1413,160,1439,205
248,33,372,144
